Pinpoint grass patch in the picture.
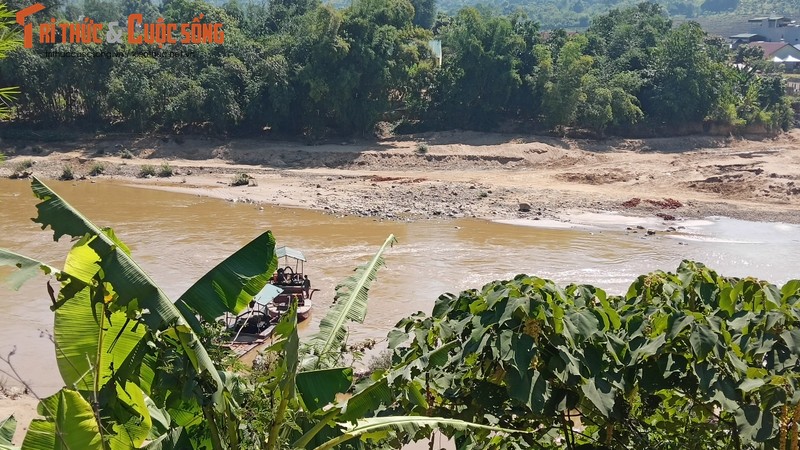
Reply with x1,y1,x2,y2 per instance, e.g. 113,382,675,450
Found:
415,143,428,155
59,165,75,181
157,163,173,177
120,149,134,159
13,159,34,172
89,163,105,176
0,152,5,163
139,165,156,178
231,173,252,186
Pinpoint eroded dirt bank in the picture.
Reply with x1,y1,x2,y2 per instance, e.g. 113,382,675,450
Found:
2,130,799,224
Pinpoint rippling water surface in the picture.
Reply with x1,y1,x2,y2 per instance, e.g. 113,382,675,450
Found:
1,178,799,395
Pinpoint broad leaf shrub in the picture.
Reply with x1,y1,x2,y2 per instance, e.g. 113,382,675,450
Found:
386,261,800,449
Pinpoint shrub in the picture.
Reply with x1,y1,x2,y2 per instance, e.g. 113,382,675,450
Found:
138,165,156,178
59,165,74,181
157,163,173,177
231,173,252,186
13,159,33,172
88,163,105,176
415,143,428,154
120,149,134,159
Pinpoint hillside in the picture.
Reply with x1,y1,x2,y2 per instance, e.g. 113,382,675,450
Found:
433,0,800,30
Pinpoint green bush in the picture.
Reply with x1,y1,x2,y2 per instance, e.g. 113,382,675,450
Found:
59,165,74,181
138,165,156,178
13,159,33,172
415,143,429,154
88,163,105,176
157,163,173,177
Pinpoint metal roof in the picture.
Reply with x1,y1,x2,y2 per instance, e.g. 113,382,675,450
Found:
253,284,283,305
276,246,306,261
730,33,759,38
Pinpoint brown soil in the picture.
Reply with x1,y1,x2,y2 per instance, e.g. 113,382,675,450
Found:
2,129,799,223
0,389,39,445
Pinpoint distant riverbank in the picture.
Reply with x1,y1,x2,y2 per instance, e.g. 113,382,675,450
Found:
2,130,799,225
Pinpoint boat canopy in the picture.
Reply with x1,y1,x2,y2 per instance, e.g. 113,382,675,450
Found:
253,284,284,305
276,246,306,262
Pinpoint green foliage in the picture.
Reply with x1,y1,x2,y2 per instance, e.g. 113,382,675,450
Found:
1,184,515,449
138,164,156,177
0,415,16,449
0,177,279,450
12,160,33,172
59,165,74,181
157,163,174,177
0,4,21,121
410,0,436,28
386,260,800,448
0,0,790,136
302,234,397,370
88,163,104,176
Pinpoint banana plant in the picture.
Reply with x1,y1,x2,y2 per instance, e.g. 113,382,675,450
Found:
1,179,525,449
0,177,278,450
301,234,397,371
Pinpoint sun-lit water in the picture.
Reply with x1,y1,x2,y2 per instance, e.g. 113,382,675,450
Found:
1,178,799,396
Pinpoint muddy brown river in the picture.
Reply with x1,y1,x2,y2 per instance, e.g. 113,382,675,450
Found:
1,178,799,396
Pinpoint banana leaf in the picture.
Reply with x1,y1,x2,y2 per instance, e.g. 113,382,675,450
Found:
21,390,102,450
175,230,278,328
0,415,17,450
21,177,223,390
312,416,528,450
302,234,396,370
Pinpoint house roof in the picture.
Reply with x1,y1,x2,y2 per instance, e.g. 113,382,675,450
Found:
730,33,760,39
747,41,792,57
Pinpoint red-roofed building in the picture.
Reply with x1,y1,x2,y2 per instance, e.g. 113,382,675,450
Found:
746,41,800,69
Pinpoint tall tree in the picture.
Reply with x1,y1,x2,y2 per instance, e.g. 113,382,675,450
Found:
410,0,436,28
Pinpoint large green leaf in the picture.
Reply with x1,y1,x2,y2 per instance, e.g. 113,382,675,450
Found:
303,234,396,370
266,302,300,450
24,177,222,391
54,285,146,390
0,415,16,450
0,250,60,290
312,416,529,450
296,367,353,411
175,231,278,323
21,390,102,450
142,428,191,450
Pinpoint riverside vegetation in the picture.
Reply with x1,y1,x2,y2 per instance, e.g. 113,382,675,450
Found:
1,178,800,449
0,1,794,140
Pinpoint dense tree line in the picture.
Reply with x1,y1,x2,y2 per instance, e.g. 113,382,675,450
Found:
0,1,793,138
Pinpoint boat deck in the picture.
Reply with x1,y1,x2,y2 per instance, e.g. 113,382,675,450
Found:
225,325,277,357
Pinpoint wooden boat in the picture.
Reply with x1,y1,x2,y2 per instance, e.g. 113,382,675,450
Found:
224,246,318,357
267,246,318,322
224,303,275,357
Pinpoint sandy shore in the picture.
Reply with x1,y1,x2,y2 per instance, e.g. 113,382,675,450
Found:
0,390,38,445
1,130,799,224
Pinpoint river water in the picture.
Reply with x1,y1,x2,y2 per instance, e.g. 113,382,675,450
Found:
1,178,799,396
